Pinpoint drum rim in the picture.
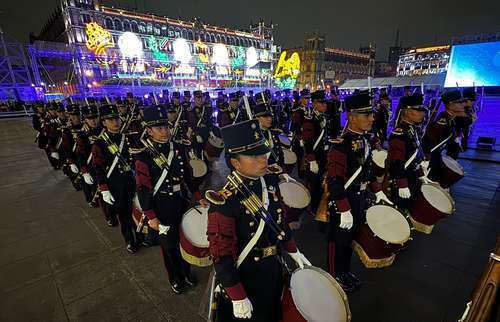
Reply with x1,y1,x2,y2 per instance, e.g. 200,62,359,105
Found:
189,158,208,177
283,149,298,164
421,183,456,214
290,266,351,321
365,205,411,244
441,155,465,175
181,206,209,248
278,180,311,208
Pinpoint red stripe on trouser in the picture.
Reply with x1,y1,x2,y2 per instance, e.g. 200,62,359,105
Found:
328,242,335,277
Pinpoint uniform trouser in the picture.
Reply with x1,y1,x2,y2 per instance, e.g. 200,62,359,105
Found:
327,189,369,277
428,151,444,183
45,149,60,169
108,172,137,245
216,255,283,322
305,158,326,213
82,181,95,204
155,193,190,284
446,140,461,160
291,140,304,178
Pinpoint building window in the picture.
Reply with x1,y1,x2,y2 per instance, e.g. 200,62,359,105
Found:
123,20,130,31
161,25,167,36
131,21,138,33
114,19,122,31
82,14,91,24
138,23,146,33
146,23,153,34
154,24,161,35
105,18,114,30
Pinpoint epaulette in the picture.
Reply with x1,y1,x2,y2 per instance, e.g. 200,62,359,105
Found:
267,164,283,174
129,147,146,155
174,138,191,146
437,117,447,125
271,128,283,133
391,128,404,135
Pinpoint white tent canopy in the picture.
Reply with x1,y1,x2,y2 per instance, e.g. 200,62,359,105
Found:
339,74,446,89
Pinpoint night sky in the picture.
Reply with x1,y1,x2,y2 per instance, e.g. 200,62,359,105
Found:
2,0,499,59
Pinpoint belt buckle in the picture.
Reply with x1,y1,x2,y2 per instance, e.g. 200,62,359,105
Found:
262,246,276,258
360,182,368,191
173,184,181,192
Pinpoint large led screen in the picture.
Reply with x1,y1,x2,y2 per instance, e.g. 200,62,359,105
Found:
445,41,500,87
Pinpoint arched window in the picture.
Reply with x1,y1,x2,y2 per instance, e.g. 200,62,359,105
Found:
114,19,122,31
221,35,227,44
161,25,167,36
181,29,187,39
215,34,220,43
123,20,130,31
174,27,181,38
146,23,153,34
188,30,194,40
105,17,114,30
168,26,174,37
130,21,138,33
138,22,146,33
210,34,215,43
154,24,161,35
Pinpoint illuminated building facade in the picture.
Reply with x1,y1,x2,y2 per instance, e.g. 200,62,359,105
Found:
31,0,274,97
396,45,451,77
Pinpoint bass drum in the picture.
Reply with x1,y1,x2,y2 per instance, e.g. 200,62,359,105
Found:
179,206,212,267
189,158,208,178
353,205,411,268
438,155,465,188
203,128,224,162
279,178,310,225
282,266,351,322
283,149,297,174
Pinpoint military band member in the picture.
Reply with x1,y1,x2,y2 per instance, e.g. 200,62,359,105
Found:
32,102,48,150
302,90,329,212
135,105,208,294
253,101,284,168
43,102,64,169
171,91,182,112
373,92,391,145
422,89,465,183
326,89,342,139
290,89,310,178
62,104,84,191
452,87,477,156
206,119,310,321
187,90,214,160
325,92,393,292
387,93,428,211
92,104,138,253
75,105,102,206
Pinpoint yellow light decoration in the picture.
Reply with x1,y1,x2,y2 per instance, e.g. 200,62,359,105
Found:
85,22,114,65
154,65,172,73
273,51,300,79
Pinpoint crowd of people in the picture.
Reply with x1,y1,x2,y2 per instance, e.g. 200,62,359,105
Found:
31,86,478,321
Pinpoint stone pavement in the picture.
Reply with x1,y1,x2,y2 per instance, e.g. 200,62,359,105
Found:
0,117,499,322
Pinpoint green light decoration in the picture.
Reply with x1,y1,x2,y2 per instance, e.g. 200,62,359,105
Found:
274,77,297,89
194,55,207,73
231,46,245,69
147,35,169,64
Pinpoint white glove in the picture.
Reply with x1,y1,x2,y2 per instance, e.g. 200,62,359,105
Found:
159,224,170,235
339,211,353,229
309,160,319,174
196,135,203,143
232,298,253,319
375,191,394,205
281,173,292,182
70,163,79,174
398,187,411,199
101,190,115,205
50,152,60,160
420,160,430,176
289,250,312,269
83,173,94,185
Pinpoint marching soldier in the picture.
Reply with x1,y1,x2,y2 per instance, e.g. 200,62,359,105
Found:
451,87,477,157
186,90,214,159
32,102,50,162
422,89,466,183
326,89,342,139
43,102,64,169
92,104,138,253
290,89,310,178
387,93,429,212
171,91,182,112
253,100,284,168
62,104,84,191
135,105,208,294
206,119,310,321
373,92,392,145
325,91,393,292
302,90,329,212
217,92,242,127
75,105,102,206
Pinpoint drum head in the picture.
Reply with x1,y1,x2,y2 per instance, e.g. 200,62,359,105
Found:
209,132,225,148
371,149,388,168
291,267,349,322
181,207,209,248
189,159,208,178
279,181,311,209
442,155,464,175
421,184,454,214
279,134,291,146
366,205,410,244
283,149,297,165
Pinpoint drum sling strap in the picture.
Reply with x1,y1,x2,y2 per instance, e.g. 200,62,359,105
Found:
430,133,453,153
344,137,370,189
152,142,175,197
106,134,125,179
236,177,269,269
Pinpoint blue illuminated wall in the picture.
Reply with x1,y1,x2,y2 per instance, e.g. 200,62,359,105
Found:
445,41,500,87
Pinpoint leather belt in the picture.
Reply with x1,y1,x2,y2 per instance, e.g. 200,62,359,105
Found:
252,245,277,262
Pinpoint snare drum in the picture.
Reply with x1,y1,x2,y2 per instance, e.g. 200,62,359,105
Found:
353,205,411,268
409,183,455,234
283,149,297,174
179,206,212,267
279,134,292,148
282,266,351,322
371,149,388,177
279,179,311,224
203,129,224,162
438,155,465,188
